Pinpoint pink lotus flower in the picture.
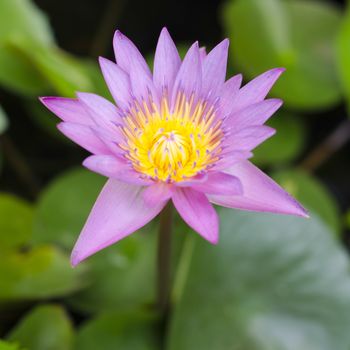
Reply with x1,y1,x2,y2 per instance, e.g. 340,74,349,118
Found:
41,28,308,266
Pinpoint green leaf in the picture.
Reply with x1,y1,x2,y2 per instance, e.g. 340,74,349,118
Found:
222,0,342,110
25,100,65,140
9,38,93,97
7,304,74,350
0,0,53,95
336,3,350,111
0,246,85,302
0,193,33,251
33,168,105,250
272,169,341,235
0,105,9,134
67,227,157,314
253,111,305,166
0,0,53,45
0,340,23,350
345,209,350,230
75,311,158,350
167,210,350,350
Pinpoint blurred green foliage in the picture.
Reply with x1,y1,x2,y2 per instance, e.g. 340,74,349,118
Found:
6,305,74,350
0,0,350,349
168,210,350,350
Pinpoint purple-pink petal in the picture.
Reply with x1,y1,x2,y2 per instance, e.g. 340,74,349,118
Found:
77,92,121,131
201,39,229,99
99,57,133,111
224,125,276,152
172,187,219,244
143,183,173,206
219,74,243,116
113,30,151,77
199,47,207,62
83,155,152,185
40,97,93,125
171,42,202,107
57,122,111,155
190,172,243,195
225,98,283,131
153,28,181,96
71,179,165,266
232,68,285,113
208,160,308,217
129,58,160,106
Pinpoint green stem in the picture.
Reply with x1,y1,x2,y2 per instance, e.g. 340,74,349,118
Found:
157,202,173,321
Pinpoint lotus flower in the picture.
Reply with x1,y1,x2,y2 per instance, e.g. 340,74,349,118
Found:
41,28,308,266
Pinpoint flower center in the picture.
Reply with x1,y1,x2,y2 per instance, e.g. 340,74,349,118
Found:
120,94,223,182
149,130,191,172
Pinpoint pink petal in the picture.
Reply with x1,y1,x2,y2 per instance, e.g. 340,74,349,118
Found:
153,28,181,96
224,125,275,152
213,151,253,171
83,155,152,186
225,98,283,132
129,58,160,106
90,126,124,154
232,68,285,113
113,30,151,77
172,188,219,244
199,47,207,62
208,160,308,217
171,42,202,108
202,39,229,99
219,74,243,116
71,179,165,266
99,57,133,111
40,97,93,125
57,122,111,155
190,172,243,195
77,92,122,134
143,183,173,206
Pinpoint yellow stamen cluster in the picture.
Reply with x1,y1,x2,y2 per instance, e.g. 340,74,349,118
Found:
120,93,223,182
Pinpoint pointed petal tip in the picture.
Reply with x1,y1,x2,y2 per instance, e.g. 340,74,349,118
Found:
70,250,82,267
271,67,286,76
98,56,109,66
221,38,230,49
160,27,170,36
207,233,219,245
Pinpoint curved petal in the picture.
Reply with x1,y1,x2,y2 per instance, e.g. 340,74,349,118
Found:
213,151,253,171
57,122,111,155
225,98,283,132
71,179,165,266
113,30,151,77
77,92,122,134
143,183,173,206
199,47,207,62
40,97,93,125
172,187,219,244
232,68,285,113
83,155,152,186
129,58,160,106
99,57,133,111
208,160,308,217
224,125,275,152
153,27,181,96
190,172,243,195
219,74,243,117
202,39,229,99
171,42,202,108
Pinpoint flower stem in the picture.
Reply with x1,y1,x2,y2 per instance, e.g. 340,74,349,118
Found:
157,202,173,321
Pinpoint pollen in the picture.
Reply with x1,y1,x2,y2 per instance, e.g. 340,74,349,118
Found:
119,93,224,182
